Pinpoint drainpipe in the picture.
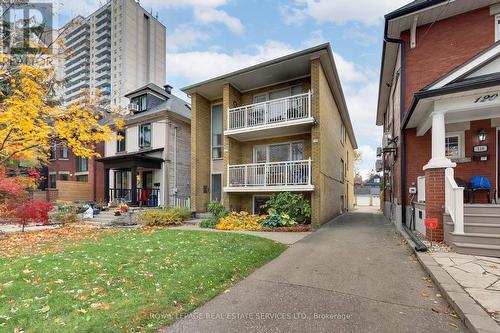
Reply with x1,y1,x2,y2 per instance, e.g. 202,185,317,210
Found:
384,18,427,252
173,125,178,196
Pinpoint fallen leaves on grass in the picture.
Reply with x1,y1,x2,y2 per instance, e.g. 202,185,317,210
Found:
0,226,115,258
90,302,112,310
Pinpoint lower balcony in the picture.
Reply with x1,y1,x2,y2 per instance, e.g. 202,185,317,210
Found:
224,159,314,192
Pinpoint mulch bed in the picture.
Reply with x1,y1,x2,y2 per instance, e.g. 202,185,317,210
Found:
260,225,312,232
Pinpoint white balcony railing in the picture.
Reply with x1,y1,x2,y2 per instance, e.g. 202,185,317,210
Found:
445,168,464,234
227,159,312,188
228,92,312,131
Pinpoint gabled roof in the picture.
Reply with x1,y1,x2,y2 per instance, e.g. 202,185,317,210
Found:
124,83,170,99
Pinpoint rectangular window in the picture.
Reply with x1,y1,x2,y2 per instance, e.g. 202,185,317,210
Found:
445,135,460,158
117,130,126,152
60,173,69,181
76,157,88,172
253,142,304,163
139,123,151,148
340,159,345,182
76,175,88,182
49,174,56,188
49,144,57,160
211,104,223,160
254,195,271,215
340,124,346,145
132,94,147,112
59,145,68,159
211,174,222,202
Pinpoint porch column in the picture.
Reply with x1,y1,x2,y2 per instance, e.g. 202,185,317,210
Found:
423,111,456,170
131,165,138,205
423,111,456,242
104,168,110,203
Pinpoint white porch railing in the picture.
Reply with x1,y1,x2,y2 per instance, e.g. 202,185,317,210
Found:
445,168,464,234
227,159,312,188
228,92,312,131
417,176,426,203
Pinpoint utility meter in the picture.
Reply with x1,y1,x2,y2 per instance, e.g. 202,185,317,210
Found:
409,187,417,194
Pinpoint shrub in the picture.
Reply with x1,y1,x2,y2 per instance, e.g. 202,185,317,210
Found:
260,212,297,228
207,201,228,218
169,207,191,221
53,202,79,225
263,192,311,224
138,209,183,226
216,211,265,231
199,217,218,229
14,200,54,231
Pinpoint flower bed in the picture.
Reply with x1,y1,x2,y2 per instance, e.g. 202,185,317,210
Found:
215,211,265,231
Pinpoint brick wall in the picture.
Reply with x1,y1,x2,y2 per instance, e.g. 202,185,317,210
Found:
424,168,445,242
405,120,497,205
402,7,494,113
191,93,211,212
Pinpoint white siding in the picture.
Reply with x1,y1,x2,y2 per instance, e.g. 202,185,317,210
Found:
126,126,139,152
105,132,117,157
152,121,166,149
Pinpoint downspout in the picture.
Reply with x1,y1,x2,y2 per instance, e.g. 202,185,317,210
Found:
384,18,427,252
173,125,178,196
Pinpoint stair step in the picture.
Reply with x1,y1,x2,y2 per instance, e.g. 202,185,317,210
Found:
445,222,500,234
449,232,500,246
196,213,213,219
452,242,500,258
464,205,500,215
463,214,500,225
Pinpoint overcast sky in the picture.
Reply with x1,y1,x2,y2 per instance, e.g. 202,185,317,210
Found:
54,0,410,179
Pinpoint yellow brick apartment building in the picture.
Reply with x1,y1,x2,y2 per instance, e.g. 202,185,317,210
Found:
182,44,357,225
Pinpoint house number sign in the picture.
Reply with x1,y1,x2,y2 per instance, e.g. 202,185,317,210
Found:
474,94,499,103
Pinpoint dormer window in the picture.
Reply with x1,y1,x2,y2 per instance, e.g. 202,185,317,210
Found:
131,94,147,112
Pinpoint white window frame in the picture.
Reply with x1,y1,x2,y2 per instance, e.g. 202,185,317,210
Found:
252,140,305,163
445,131,465,159
340,124,346,145
138,123,152,149
211,103,223,161
59,144,68,160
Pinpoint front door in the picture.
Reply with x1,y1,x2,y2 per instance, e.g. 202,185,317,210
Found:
142,171,153,190
211,174,222,202
114,170,130,200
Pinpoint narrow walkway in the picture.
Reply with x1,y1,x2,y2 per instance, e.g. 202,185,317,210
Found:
165,206,467,332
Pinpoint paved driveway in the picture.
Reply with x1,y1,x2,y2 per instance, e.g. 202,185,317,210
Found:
165,207,467,332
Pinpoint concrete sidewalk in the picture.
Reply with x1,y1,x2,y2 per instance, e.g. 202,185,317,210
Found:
164,207,466,332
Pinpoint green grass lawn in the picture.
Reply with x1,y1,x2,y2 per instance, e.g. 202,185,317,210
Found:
0,229,286,332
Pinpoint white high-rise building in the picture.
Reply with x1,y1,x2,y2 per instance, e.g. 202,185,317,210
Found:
60,0,166,108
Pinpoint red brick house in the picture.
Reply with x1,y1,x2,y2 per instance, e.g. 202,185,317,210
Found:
377,0,500,257
45,143,105,202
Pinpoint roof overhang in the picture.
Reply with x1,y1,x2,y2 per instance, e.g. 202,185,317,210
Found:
376,0,499,126
96,149,164,169
181,43,357,149
404,77,500,133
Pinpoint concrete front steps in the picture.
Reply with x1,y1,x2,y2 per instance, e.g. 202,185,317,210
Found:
444,204,500,257
85,207,148,227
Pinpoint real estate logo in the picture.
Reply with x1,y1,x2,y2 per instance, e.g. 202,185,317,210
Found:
1,0,53,54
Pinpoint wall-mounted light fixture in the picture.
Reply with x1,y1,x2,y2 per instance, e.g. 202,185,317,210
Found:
478,129,487,142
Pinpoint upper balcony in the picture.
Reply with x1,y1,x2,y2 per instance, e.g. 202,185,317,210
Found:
225,91,314,141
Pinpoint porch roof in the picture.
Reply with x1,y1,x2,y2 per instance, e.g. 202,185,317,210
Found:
96,149,164,169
